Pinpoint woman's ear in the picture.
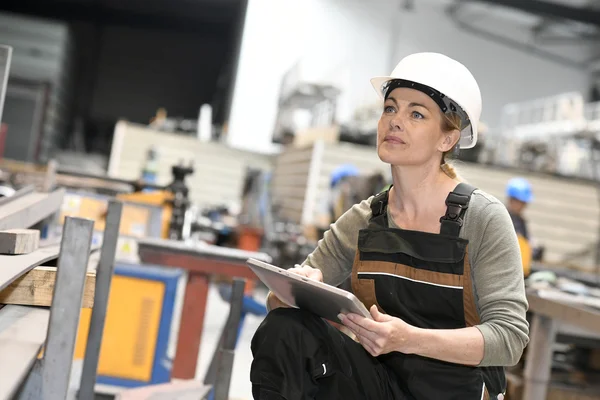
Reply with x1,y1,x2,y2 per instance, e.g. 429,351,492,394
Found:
439,129,460,153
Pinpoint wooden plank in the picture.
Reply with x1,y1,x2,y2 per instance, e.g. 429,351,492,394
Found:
0,188,65,231
0,229,40,254
0,305,50,400
0,244,60,292
0,266,95,308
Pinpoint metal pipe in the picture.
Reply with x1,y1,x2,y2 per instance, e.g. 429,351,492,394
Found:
468,0,600,27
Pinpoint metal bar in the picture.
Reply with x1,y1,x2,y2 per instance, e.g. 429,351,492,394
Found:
78,201,123,400
523,314,557,400
56,168,165,191
0,188,66,231
212,278,246,400
203,283,244,388
203,325,225,388
469,0,600,27
0,45,11,126
17,217,94,400
446,4,587,70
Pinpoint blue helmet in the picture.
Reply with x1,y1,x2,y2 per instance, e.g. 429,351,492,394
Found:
330,164,360,187
506,177,533,203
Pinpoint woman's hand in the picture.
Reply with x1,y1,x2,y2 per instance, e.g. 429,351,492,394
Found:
288,264,324,282
266,265,323,310
339,305,418,357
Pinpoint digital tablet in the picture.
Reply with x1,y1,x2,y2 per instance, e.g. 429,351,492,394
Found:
247,258,372,323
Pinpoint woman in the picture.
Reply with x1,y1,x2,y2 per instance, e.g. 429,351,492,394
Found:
250,52,529,400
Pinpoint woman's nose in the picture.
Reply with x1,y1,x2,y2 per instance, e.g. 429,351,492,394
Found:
390,116,404,131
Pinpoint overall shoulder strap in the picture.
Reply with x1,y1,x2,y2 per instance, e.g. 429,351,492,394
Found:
440,183,477,237
369,188,390,228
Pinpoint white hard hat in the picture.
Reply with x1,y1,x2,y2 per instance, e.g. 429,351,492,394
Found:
371,52,482,149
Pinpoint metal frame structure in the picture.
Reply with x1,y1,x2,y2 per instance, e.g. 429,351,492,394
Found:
446,0,600,70
0,45,11,126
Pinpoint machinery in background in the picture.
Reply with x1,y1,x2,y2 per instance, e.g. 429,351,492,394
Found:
488,92,594,178
183,203,238,246
165,162,194,240
315,166,387,239
112,160,195,240
261,208,314,268
237,167,316,268
272,61,341,145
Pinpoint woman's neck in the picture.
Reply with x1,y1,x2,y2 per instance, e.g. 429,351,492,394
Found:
389,162,457,219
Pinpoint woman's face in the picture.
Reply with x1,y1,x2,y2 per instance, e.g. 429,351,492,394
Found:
377,87,458,167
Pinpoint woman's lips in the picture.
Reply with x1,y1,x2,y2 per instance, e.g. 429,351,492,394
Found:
384,135,406,144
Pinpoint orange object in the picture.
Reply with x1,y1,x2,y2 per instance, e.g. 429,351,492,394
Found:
237,226,263,294
116,190,174,238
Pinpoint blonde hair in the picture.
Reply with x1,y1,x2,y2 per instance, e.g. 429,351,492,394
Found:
439,112,464,181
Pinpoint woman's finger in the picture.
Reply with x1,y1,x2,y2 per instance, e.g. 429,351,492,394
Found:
340,314,378,342
301,265,323,282
287,268,310,278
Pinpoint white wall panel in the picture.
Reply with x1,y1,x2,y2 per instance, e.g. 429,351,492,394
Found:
108,122,275,209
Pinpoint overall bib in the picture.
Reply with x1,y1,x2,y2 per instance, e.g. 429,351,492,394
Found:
351,183,506,399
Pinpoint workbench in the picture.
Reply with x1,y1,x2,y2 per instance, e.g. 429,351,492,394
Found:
523,290,600,399
137,237,271,380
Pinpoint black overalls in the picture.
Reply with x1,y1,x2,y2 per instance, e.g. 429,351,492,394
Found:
352,183,505,399
250,184,506,400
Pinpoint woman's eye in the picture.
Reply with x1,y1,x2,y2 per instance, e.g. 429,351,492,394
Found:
384,106,395,113
412,111,424,119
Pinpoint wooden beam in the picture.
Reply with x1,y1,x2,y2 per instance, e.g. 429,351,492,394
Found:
0,245,60,292
0,266,96,308
0,229,40,255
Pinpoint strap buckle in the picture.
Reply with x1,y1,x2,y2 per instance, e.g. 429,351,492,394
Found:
440,194,470,226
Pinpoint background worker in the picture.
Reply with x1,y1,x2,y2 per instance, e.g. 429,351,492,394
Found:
317,164,386,237
506,177,544,277
250,52,529,400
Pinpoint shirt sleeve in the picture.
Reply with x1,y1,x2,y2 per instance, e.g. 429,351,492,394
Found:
300,197,373,286
472,203,530,367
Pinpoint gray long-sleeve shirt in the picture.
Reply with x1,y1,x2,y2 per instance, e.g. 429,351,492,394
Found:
301,189,530,367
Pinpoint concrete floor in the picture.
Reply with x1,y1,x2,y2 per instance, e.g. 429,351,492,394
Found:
68,283,268,400
195,284,267,400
